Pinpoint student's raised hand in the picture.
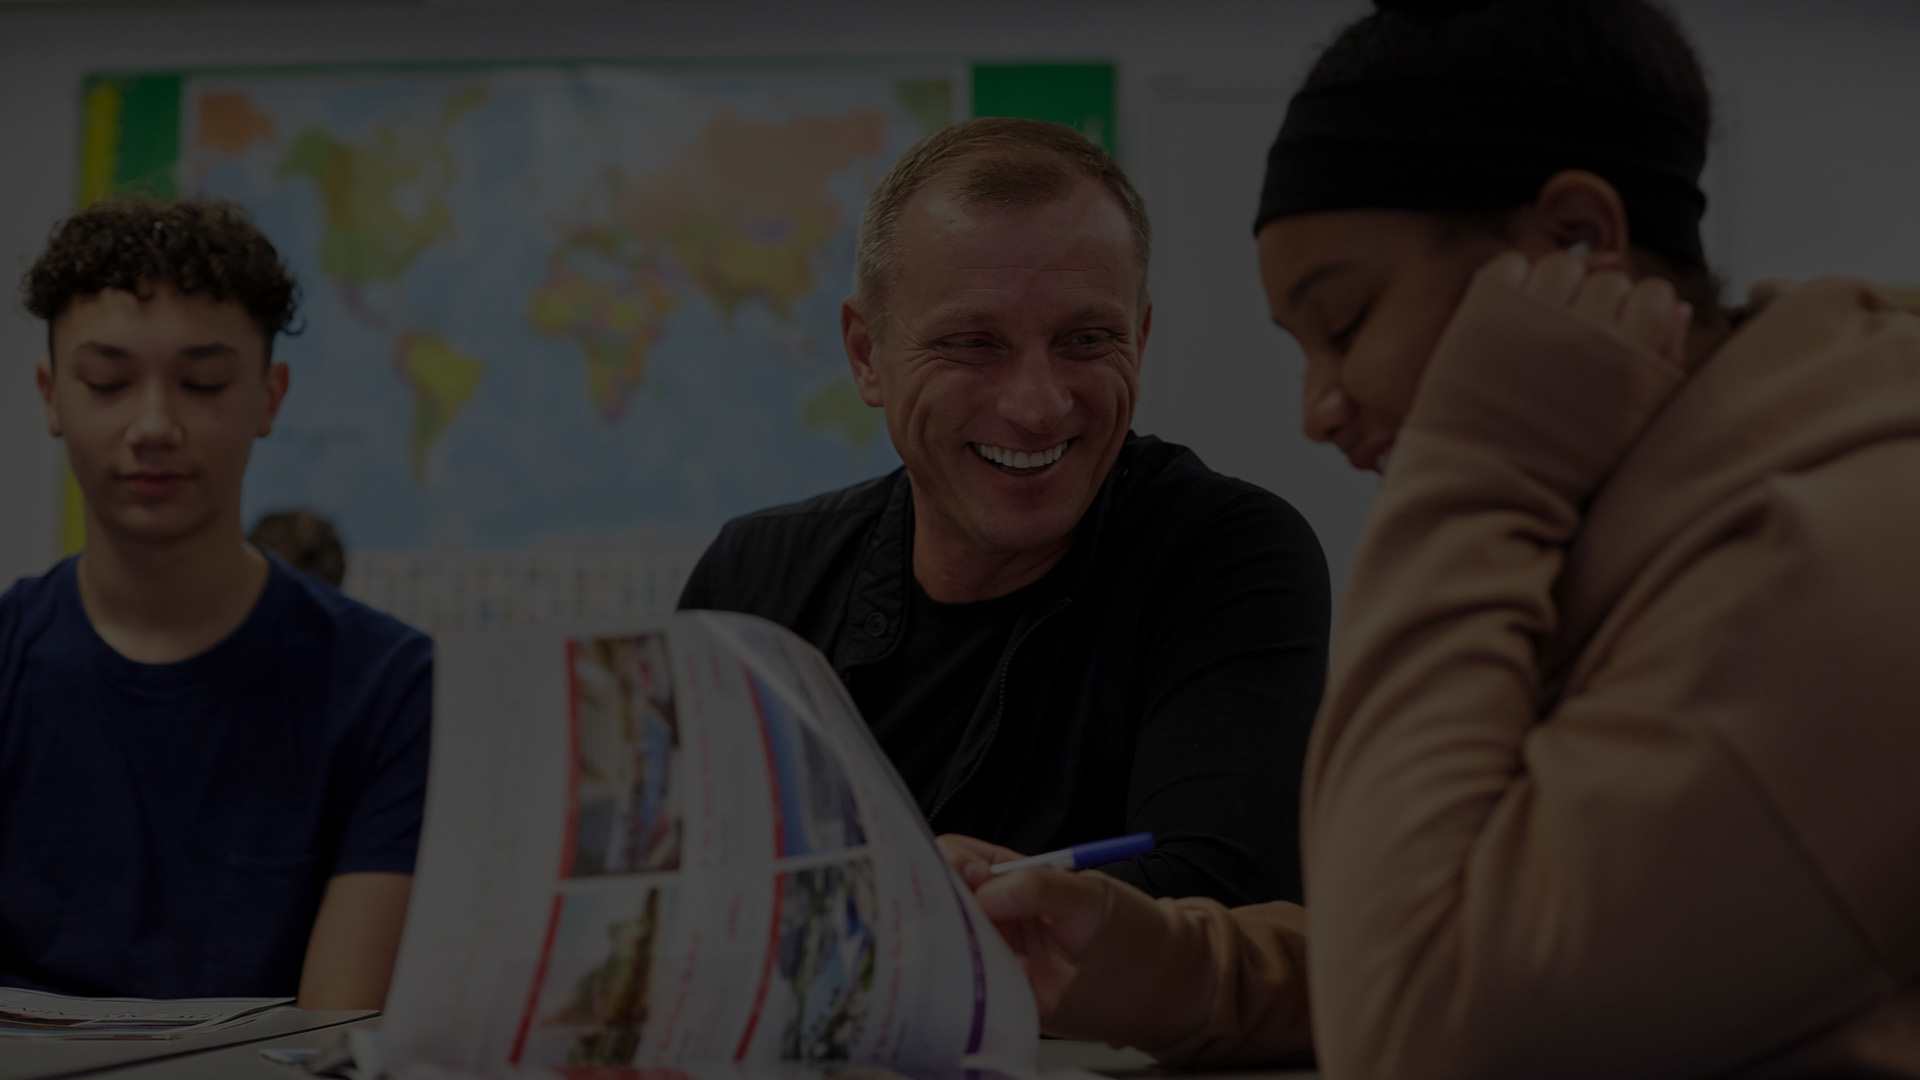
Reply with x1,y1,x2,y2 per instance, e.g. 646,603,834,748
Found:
1477,247,1695,372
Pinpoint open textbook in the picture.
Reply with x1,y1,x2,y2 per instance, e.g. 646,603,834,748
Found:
379,611,1041,1078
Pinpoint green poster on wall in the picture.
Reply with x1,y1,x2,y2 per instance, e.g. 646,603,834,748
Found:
971,63,1117,155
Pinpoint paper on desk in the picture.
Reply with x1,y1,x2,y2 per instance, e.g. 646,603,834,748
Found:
0,986,290,1039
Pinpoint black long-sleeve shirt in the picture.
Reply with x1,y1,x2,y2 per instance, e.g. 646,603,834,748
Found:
677,433,1329,905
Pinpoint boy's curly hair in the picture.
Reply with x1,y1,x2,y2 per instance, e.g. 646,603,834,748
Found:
22,197,301,357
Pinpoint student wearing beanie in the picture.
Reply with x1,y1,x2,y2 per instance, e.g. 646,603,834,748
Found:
941,2,1920,1075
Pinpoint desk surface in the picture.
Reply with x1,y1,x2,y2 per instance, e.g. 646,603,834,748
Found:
60,1019,1321,1079
1036,1039,1318,1080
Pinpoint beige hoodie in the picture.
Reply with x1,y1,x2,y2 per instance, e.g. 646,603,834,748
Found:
1116,278,1920,1077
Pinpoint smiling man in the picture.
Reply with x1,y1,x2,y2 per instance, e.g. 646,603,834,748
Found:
678,119,1330,905
0,199,429,1008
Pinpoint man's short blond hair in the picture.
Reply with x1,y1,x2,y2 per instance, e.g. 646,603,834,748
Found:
853,117,1151,330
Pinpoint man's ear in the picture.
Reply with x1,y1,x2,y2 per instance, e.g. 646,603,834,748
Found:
1526,170,1631,262
842,298,885,408
259,361,290,437
36,358,60,438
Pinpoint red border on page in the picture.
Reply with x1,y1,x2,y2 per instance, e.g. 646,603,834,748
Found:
509,638,587,1062
732,668,786,1059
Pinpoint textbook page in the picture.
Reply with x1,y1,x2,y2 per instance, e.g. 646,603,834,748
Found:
0,988,289,1038
381,612,1038,1076
701,612,1039,1073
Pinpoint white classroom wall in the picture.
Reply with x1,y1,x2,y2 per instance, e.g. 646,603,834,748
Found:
3,0,1918,604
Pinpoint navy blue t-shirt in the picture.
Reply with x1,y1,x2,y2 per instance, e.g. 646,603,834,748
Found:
0,555,432,998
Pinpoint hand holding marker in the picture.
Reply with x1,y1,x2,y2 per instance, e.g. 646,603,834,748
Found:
988,832,1154,876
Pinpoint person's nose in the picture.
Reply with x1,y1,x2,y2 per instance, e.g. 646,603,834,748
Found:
126,381,186,452
996,348,1074,435
1301,363,1352,446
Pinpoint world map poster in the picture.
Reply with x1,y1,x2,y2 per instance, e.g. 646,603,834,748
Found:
68,61,1116,569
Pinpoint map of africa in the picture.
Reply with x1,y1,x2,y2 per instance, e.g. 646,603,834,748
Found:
178,66,956,549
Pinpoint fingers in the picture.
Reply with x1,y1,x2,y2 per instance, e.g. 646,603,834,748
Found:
936,833,1017,866
1747,277,1795,306
936,834,1025,888
1480,247,1692,367
1585,248,1631,273
1523,248,1591,306
993,915,1077,1017
1620,277,1687,366
1310,387,1353,432
1571,269,1634,325
985,874,1197,1048
975,867,1116,955
1619,276,1677,345
1476,251,1530,290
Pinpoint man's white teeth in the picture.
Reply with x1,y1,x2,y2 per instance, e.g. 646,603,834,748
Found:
972,441,1070,470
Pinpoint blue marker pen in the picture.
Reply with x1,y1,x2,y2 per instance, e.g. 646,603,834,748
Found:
987,832,1154,876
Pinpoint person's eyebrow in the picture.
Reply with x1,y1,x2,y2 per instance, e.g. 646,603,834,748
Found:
1058,303,1131,328
73,341,134,360
1286,260,1358,313
918,308,1003,336
177,342,239,360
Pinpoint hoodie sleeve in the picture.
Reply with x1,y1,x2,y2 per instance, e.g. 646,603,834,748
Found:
1293,279,1920,1079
